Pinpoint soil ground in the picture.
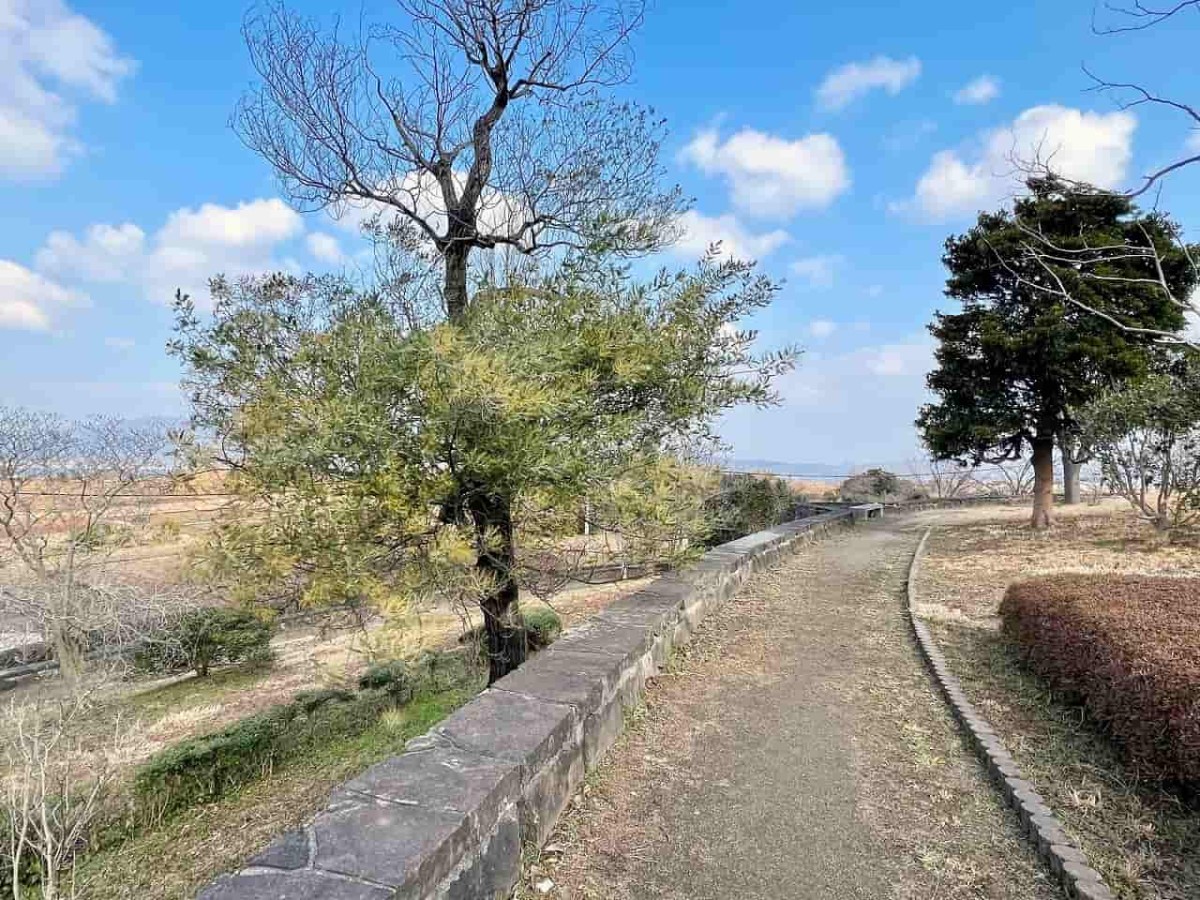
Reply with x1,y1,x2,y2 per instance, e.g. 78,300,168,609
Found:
522,515,1059,900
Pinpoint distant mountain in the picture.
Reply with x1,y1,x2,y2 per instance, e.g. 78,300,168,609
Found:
723,459,853,479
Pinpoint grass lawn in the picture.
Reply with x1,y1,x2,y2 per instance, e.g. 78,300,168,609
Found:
913,502,1200,900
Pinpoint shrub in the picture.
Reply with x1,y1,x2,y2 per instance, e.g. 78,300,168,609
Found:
523,607,562,650
357,660,415,701
838,468,927,503
137,607,276,677
1000,574,1200,784
133,686,392,817
703,474,795,547
458,607,562,655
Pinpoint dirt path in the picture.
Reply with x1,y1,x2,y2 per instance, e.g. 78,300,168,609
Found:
522,517,1061,900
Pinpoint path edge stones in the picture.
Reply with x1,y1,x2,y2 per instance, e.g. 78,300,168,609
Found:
195,510,858,900
905,526,1115,900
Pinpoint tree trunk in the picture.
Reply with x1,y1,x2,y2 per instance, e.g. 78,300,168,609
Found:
1030,436,1055,530
469,489,526,684
1060,436,1081,505
444,242,470,322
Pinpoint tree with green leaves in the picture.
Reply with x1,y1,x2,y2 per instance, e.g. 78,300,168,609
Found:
172,257,793,682
918,179,1194,529
1078,361,1200,536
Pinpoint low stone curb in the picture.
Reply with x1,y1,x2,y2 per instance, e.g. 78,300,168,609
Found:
197,510,858,900
905,526,1114,900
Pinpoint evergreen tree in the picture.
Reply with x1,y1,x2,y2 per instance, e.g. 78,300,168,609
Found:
918,179,1194,529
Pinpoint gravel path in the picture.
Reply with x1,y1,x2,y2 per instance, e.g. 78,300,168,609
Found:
522,517,1061,900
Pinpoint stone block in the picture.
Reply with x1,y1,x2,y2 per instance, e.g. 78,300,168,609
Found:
436,688,576,778
443,805,522,900
492,650,617,718
550,620,656,671
520,737,585,845
342,743,521,830
310,796,469,891
198,871,392,900
245,828,310,871
580,695,626,769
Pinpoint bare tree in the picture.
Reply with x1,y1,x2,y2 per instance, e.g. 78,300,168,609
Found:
0,409,181,688
1,693,129,900
992,212,1200,350
909,456,979,500
991,460,1036,499
235,0,684,320
1090,1,1200,197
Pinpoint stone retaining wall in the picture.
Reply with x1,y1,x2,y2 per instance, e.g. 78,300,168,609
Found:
198,509,856,900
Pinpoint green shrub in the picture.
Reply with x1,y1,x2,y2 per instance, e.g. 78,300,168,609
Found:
133,686,391,818
523,607,562,650
1001,574,1200,784
137,607,276,677
357,660,414,701
457,608,562,657
703,474,795,547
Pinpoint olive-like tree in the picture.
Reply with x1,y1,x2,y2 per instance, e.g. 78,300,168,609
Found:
172,259,793,682
227,0,703,681
918,179,1193,529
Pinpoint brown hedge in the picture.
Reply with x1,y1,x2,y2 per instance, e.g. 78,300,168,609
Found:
1000,574,1200,785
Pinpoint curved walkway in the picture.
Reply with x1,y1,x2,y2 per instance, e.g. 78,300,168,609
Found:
522,517,1061,900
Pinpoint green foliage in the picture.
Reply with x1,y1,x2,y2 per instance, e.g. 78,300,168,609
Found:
133,685,393,818
918,178,1194,466
137,608,276,678
458,606,563,654
170,255,794,628
1078,363,1200,532
838,468,926,502
357,660,415,700
703,474,795,547
522,607,562,650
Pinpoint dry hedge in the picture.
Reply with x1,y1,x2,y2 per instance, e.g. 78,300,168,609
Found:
1000,575,1200,785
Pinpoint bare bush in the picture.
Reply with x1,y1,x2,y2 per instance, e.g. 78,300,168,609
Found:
910,457,979,500
1,693,129,899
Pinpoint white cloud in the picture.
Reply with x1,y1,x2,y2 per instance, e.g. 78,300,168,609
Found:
36,198,305,308
903,105,1137,218
865,285,884,298
790,254,844,290
0,260,87,330
807,319,837,339
36,222,146,282
680,127,850,218
1186,130,1200,152
306,232,344,264
954,75,1000,105
104,336,134,350
672,210,789,261
816,56,921,111
0,0,135,180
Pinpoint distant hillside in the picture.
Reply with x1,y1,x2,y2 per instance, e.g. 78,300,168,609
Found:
723,459,853,479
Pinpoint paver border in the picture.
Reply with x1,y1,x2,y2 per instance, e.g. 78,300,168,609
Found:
905,525,1115,900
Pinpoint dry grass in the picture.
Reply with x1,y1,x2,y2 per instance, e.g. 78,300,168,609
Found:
522,525,1058,899
917,502,1200,900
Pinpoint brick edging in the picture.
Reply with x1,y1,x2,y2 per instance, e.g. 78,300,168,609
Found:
905,527,1114,900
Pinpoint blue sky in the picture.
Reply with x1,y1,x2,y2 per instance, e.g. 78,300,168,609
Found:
3,0,1199,468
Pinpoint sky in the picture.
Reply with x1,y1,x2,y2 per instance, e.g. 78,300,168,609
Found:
2,0,1200,469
